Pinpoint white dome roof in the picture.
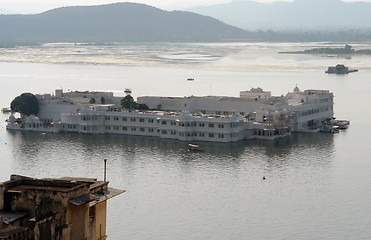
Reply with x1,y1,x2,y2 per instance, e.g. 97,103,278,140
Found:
25,115,41,124
294,85,300,92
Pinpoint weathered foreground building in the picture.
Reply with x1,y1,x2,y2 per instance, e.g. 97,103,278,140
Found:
0,175,124,240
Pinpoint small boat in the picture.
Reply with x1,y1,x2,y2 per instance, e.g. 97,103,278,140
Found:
1,108,11,113
331,119,350,126
320,125,339,133
337,124,348,130
187,78,194,81
188,144,203,152
331,119,350,130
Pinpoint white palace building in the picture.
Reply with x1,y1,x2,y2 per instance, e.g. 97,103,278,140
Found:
6,86,335,143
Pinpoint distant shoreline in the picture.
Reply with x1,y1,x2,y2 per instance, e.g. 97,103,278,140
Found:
279,44,371,56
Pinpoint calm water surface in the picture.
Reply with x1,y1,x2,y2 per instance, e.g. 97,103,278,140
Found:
1,42,371,239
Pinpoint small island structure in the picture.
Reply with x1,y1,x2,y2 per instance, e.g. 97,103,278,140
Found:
325,64,358,74
279,44,371,56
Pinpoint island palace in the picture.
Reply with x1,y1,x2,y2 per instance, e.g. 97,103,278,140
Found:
6,86,338,143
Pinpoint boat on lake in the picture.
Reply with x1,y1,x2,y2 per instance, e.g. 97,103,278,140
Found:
1,108,11,113
188,144,203,152
331,119,350,129
320,118,350,133
124,88,132,95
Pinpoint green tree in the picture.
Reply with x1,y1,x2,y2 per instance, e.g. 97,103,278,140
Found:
138,103,149,110
89,97,96,104
10,93,39,116
120,95,150,110
101,96,105,104
120,95,137,110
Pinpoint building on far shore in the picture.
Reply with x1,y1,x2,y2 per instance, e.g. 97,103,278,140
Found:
6,86,342,142
0,175,124,240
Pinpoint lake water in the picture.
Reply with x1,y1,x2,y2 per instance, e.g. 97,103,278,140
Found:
1,42,371,239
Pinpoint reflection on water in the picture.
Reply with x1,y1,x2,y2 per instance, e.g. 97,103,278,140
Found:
7,130,334,178
4,130,338,240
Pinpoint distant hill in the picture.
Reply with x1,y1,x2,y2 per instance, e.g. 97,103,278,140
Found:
0,2,250,46
188,0,371,31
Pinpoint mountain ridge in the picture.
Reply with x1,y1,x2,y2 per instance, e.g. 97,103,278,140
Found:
188,0,371,30
2,2,371,46
0,2,250,45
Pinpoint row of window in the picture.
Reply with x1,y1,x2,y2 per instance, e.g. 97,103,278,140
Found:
215,111,245,116
27,123,42,128
105,116,139,122
82,116,98,121
96,113,245,123
179,122,226,128
82,126,98,131
28,123,55,129
179,132,226,138
60,123,241,139
103,125,239,138
63,122,240,132
201,110,246,116
253,129,289,136
319,98,330,103
102,115,242,127
300,107,330,117
104,117,241,128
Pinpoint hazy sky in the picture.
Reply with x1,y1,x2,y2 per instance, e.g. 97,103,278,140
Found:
1,0,370,14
